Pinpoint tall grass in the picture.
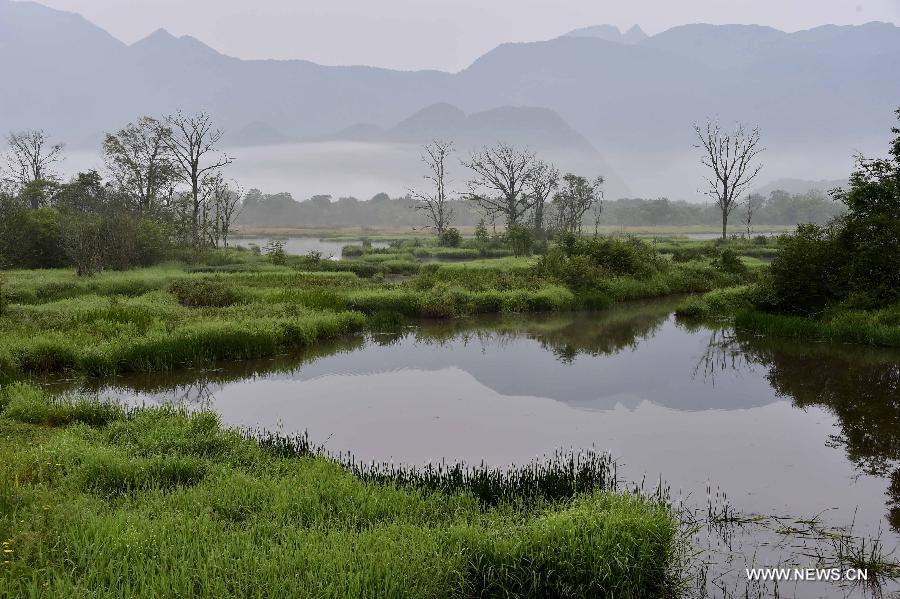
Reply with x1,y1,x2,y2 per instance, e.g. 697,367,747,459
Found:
0,386,679,598
735,309,900,347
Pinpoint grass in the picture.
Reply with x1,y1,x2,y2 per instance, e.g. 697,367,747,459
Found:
0,385,680,598
0,242,750,379
674,283,900,347
735,308,900,347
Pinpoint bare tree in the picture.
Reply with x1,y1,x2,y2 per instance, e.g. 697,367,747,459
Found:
103,117,176,216
529,161,559,237
743,193,764,238
165,110,234,247
4,129,65,198
694,120,764,239
463,143,541,229
409,140,455,236
551,174,604,235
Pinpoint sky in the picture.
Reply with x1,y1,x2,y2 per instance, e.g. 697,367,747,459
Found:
32,0,900,71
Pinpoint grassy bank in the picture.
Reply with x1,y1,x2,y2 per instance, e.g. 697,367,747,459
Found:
0,385,679,598
0,244,749,379
676,286,900,347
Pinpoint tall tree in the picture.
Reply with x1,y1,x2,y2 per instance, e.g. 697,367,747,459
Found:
694,120,764,239
530,161,560,237
463,143,541,229
103,117,176,216
409,140,455,236
551,174,604,235
165,110,233,247
4,130,65,205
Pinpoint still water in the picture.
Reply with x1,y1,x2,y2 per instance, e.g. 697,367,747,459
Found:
232,236,389,258
66,298,900,596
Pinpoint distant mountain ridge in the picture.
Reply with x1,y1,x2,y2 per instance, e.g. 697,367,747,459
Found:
320,103,594,151
563,24,648,44
315,103,631,198
1,0,898,197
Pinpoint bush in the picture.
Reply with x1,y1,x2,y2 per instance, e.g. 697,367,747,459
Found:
539,234,662,290
714,249,749,275
265,240,287,265
757,224,843,315
169,278,241,308
439,228,461,247
505,224,535,257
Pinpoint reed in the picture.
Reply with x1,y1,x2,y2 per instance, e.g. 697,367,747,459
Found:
0,386,679,598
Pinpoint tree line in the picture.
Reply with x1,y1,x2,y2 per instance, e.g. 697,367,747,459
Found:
238,188,843,231
0,111,240,274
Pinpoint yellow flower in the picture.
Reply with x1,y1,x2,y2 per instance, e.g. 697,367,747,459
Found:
2,549,12,554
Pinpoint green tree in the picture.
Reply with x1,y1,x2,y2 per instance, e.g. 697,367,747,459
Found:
551,174,603,235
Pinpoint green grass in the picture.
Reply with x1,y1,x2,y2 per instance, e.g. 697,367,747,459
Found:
735,308,900,347
674,283,900,347
0,243,751,379
0,385,679,598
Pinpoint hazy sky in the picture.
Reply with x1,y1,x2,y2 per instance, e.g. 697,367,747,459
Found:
33,0,900,71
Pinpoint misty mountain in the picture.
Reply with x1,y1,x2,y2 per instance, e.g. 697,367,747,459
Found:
563,24,648,44
1,0,898,198
322,103,594,151
317,102,630,197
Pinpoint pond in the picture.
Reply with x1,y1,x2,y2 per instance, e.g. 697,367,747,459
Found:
232,236,390,259
55,298,900,596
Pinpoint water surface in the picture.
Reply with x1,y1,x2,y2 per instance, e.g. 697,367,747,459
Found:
232,236,389,258
63,298,900,596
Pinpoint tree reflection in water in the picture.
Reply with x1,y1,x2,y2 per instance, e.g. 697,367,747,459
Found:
699,326,900,531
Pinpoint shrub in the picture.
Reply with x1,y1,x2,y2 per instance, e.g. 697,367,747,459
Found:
265,239,287,265
439,228,461,247
674,296,709,319
539,234,662,290
714,249,749,275
341,245,365,258
757,224,844,315
169,278,241,308
505,224,535,257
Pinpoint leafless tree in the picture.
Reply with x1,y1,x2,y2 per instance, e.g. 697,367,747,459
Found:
694,120,764,239
743,193,763,238
103,117,176,216
529,161,560,237
409,140,455,236
165,110,234,247
4,129,65,192
462,143,541,229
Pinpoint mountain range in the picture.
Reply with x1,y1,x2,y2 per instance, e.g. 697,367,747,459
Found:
1,0,898,198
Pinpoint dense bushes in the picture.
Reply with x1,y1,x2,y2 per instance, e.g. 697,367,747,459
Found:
755,109,900,315
0,203,67,269
538,234,663,290
169,278,241,307
439,227,461,247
